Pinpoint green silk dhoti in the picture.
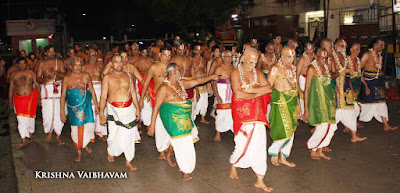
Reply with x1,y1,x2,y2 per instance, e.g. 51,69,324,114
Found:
269,88,298,142
159,101,194,139
308,76,336,126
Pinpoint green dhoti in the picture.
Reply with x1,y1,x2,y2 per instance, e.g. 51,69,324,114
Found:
269,88,298,142
308,76,336,126
159,101,194,139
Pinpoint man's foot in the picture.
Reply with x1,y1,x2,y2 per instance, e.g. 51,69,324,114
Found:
351,136,367,143
343,127,351,133
125,161,137,171
85,146,92,153
200,118,210,124
255,180,273,192
210,109,216,119
182,173,192,181
45,133,52,142
165,154,177,167
310,128,315,134
56,136,65,145
75,150,82,162
317,149,331,160
107,154,114,162
18,142,26,148
310,150,320,160
270,156,279,166
229,166,239,179
214,132,221,142
158,152,166,160
384,125,398,131
279,156,296,167
322,146,331,152
357,122,364,129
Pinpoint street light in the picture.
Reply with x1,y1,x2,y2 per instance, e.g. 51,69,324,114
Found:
82,13,86,16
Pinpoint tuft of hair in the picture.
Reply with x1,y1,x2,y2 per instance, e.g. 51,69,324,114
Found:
164,63,178,77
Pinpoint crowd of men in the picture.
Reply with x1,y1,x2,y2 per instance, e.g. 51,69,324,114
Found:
5,34,398,192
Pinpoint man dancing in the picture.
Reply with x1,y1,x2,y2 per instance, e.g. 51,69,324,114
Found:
267,47,300,167
99,55,141,171
229,48,273,192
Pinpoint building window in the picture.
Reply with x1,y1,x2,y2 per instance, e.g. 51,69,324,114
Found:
19,39,32,53
36,38,49,49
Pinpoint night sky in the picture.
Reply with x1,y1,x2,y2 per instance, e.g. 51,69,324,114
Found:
1,0,177,41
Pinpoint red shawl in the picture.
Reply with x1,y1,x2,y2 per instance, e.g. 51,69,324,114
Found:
231,92,270,135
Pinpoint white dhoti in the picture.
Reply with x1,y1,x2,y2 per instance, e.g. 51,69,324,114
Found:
16,116,35,139
359,103,389,123
155,114,171,152
335,109,357,132
40,82,64,135
268,134,294,158
229,123,267,177
299,75,306,114
141,97,153,126
306,124,338,151
92,81,108,137
215,82,233,133
194,93,208,116
170,135,196,174
191,98,197,121
71,123,95,150
354,102,361,117
107,102,138,161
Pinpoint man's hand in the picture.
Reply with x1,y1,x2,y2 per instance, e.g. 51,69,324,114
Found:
147,124,155,137
297,105,302,121
216,96,223,105
303,110,309,124
60,112,67,123
365,87,370,96
95,106,99,115
9,101,13,109
100,113,107,125
136,110,140,121
211,74,220,81
139,98,144,109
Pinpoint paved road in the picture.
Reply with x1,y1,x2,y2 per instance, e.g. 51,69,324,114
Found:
4,100,400,193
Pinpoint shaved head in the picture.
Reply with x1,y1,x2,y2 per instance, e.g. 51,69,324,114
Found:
242,47,259,68
281,47,296,65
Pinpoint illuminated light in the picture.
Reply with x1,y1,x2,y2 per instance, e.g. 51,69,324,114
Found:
48,33,53,39
344,17,353,24
139,42,143,45
196,33,199,36
231,14,238,18
82,13,86,16
103,37,106,40
131,24,135,27
306,10,324,18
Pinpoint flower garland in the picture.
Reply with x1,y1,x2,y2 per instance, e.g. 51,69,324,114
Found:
368,48,382,70
311,60,331,86
332,51,348,72
277,59,297,87
238,64,258,90
164,78,188,100
347,56,361,75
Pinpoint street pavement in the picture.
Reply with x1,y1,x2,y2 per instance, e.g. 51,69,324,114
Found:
2,100,400,193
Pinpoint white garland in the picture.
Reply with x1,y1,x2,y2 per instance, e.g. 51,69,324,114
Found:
332,51,348,72
369,48,382,69
277,59,297,87
347,56,361,75
238,64,258,90
311,60,331,86
164,78,188,100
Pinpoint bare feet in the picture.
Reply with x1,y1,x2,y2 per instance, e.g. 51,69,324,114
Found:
125,161,137,171
317,149,331,160
107,154,114,162
45,133,52,142
75,150,82,162
310,128,315,134
229,166,239,179
182,173,192,181
85,146,92,153
214,132,221,142
158,152,166,160
384,125,398,131
18,142,26,148
322,146,331,152
351,135,367,143
270,156,279,166
210,109,216,119
255,178,273,192
98,136,107,142
200,117,210,124
165,154,177,167
279,155,296,167
56,136,65,145
356,122,364,129
310,150,320,160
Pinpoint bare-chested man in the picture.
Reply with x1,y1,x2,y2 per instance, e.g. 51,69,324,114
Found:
139,46,175,162
296,42,315,116
257,42,277,79
9,57,41,147
147,63,219,181
207,46,222,118
149,39,164,62
212,50,234,141
99,55,140,171
359,37,397,131
83,49,107,141
272,33,283,59
129,43,141,64
203,39,216,61
64,48,76,73
103,52,144,86
104,44,119,65
267,47,300,168
134,48,155,127
74,44,88,64
192,44,209,124
36,45,66,144
61,58,98,161
92,42,103,59
229,48,273,192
